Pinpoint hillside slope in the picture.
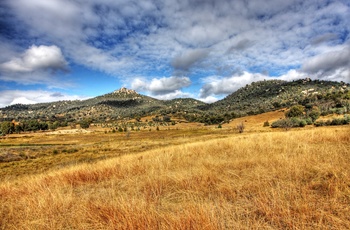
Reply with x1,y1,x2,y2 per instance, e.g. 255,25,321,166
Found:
0,88,206,122
204,78,350,116
1,79,349,124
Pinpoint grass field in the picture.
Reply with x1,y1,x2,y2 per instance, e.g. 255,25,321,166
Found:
0,112,349,229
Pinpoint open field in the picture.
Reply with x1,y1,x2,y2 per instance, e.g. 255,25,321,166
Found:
0,110,286,180
0,112,349,229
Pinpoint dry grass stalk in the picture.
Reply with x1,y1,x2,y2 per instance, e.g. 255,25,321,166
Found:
0,126,350,229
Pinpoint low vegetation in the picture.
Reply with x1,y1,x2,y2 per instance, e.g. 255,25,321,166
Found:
0,122,349,229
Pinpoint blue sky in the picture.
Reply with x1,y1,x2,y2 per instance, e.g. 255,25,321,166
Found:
0,0,349,108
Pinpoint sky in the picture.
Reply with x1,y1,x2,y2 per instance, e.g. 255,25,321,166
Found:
0,0,349,108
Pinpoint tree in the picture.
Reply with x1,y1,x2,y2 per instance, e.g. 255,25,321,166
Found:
79,119,90,129
163,115,171,122
0,121,14,135
285,105,304,118
14,124,23,134
308,109,321,122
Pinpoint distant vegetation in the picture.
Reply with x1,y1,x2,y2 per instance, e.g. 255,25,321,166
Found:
0,79,349,133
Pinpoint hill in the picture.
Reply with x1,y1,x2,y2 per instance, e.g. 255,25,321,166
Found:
206,78,349,115
0,79,349,126
0,87,206,123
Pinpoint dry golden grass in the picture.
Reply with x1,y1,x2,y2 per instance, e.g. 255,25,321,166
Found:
226,109,286,132
0,127,233,179
1,124,349,229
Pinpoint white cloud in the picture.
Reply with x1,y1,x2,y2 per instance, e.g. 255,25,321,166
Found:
131,76,191,95
171,49,209,71
5,0,350,80
198,95,220,104
199,72,268,98
302,46,350,78
0,45,69,86
2,0,350,101
152,90,193,101
0,45,68,73
0,90,89,108
10,97,36,105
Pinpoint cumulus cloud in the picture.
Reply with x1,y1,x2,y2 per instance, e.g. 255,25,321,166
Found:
199,95,220,103
171,49,210,71
0,45,68,73
199,72,268,98
1,0,350,102
152,90,194,101
131,76,191,95
302,47,350,77
0,45,69,86
0,90,89,108
4,0,350,79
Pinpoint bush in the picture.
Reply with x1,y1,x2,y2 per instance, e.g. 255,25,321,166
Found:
299,119,307,127
314,115,350,127
79,120,90,129
308,110,320,122
331,118,343,126
305,117,313,125
271,118,308,129
263,121,270,127
236,122,245,133
285,105,304,118
314,120,326,127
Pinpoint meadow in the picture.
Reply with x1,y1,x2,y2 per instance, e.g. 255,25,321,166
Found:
0,112,349,229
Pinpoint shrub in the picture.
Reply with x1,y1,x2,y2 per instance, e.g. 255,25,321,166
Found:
290,117,308,127
308,109,320,122
331,118,343,126
305,117,313,125
79,120,90,129
285,105,304,118
314,115,350,127
314,121,325,127
263,121,270,127
237,122,245,133
299,119,307,127
271,118,307,129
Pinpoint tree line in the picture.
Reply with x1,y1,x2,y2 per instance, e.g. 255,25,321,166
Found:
0,119,92,135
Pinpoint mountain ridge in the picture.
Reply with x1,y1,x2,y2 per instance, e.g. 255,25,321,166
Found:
1,78,349,124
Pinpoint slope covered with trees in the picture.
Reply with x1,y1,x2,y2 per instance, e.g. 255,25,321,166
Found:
196,78,350,121
0,79,349,129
